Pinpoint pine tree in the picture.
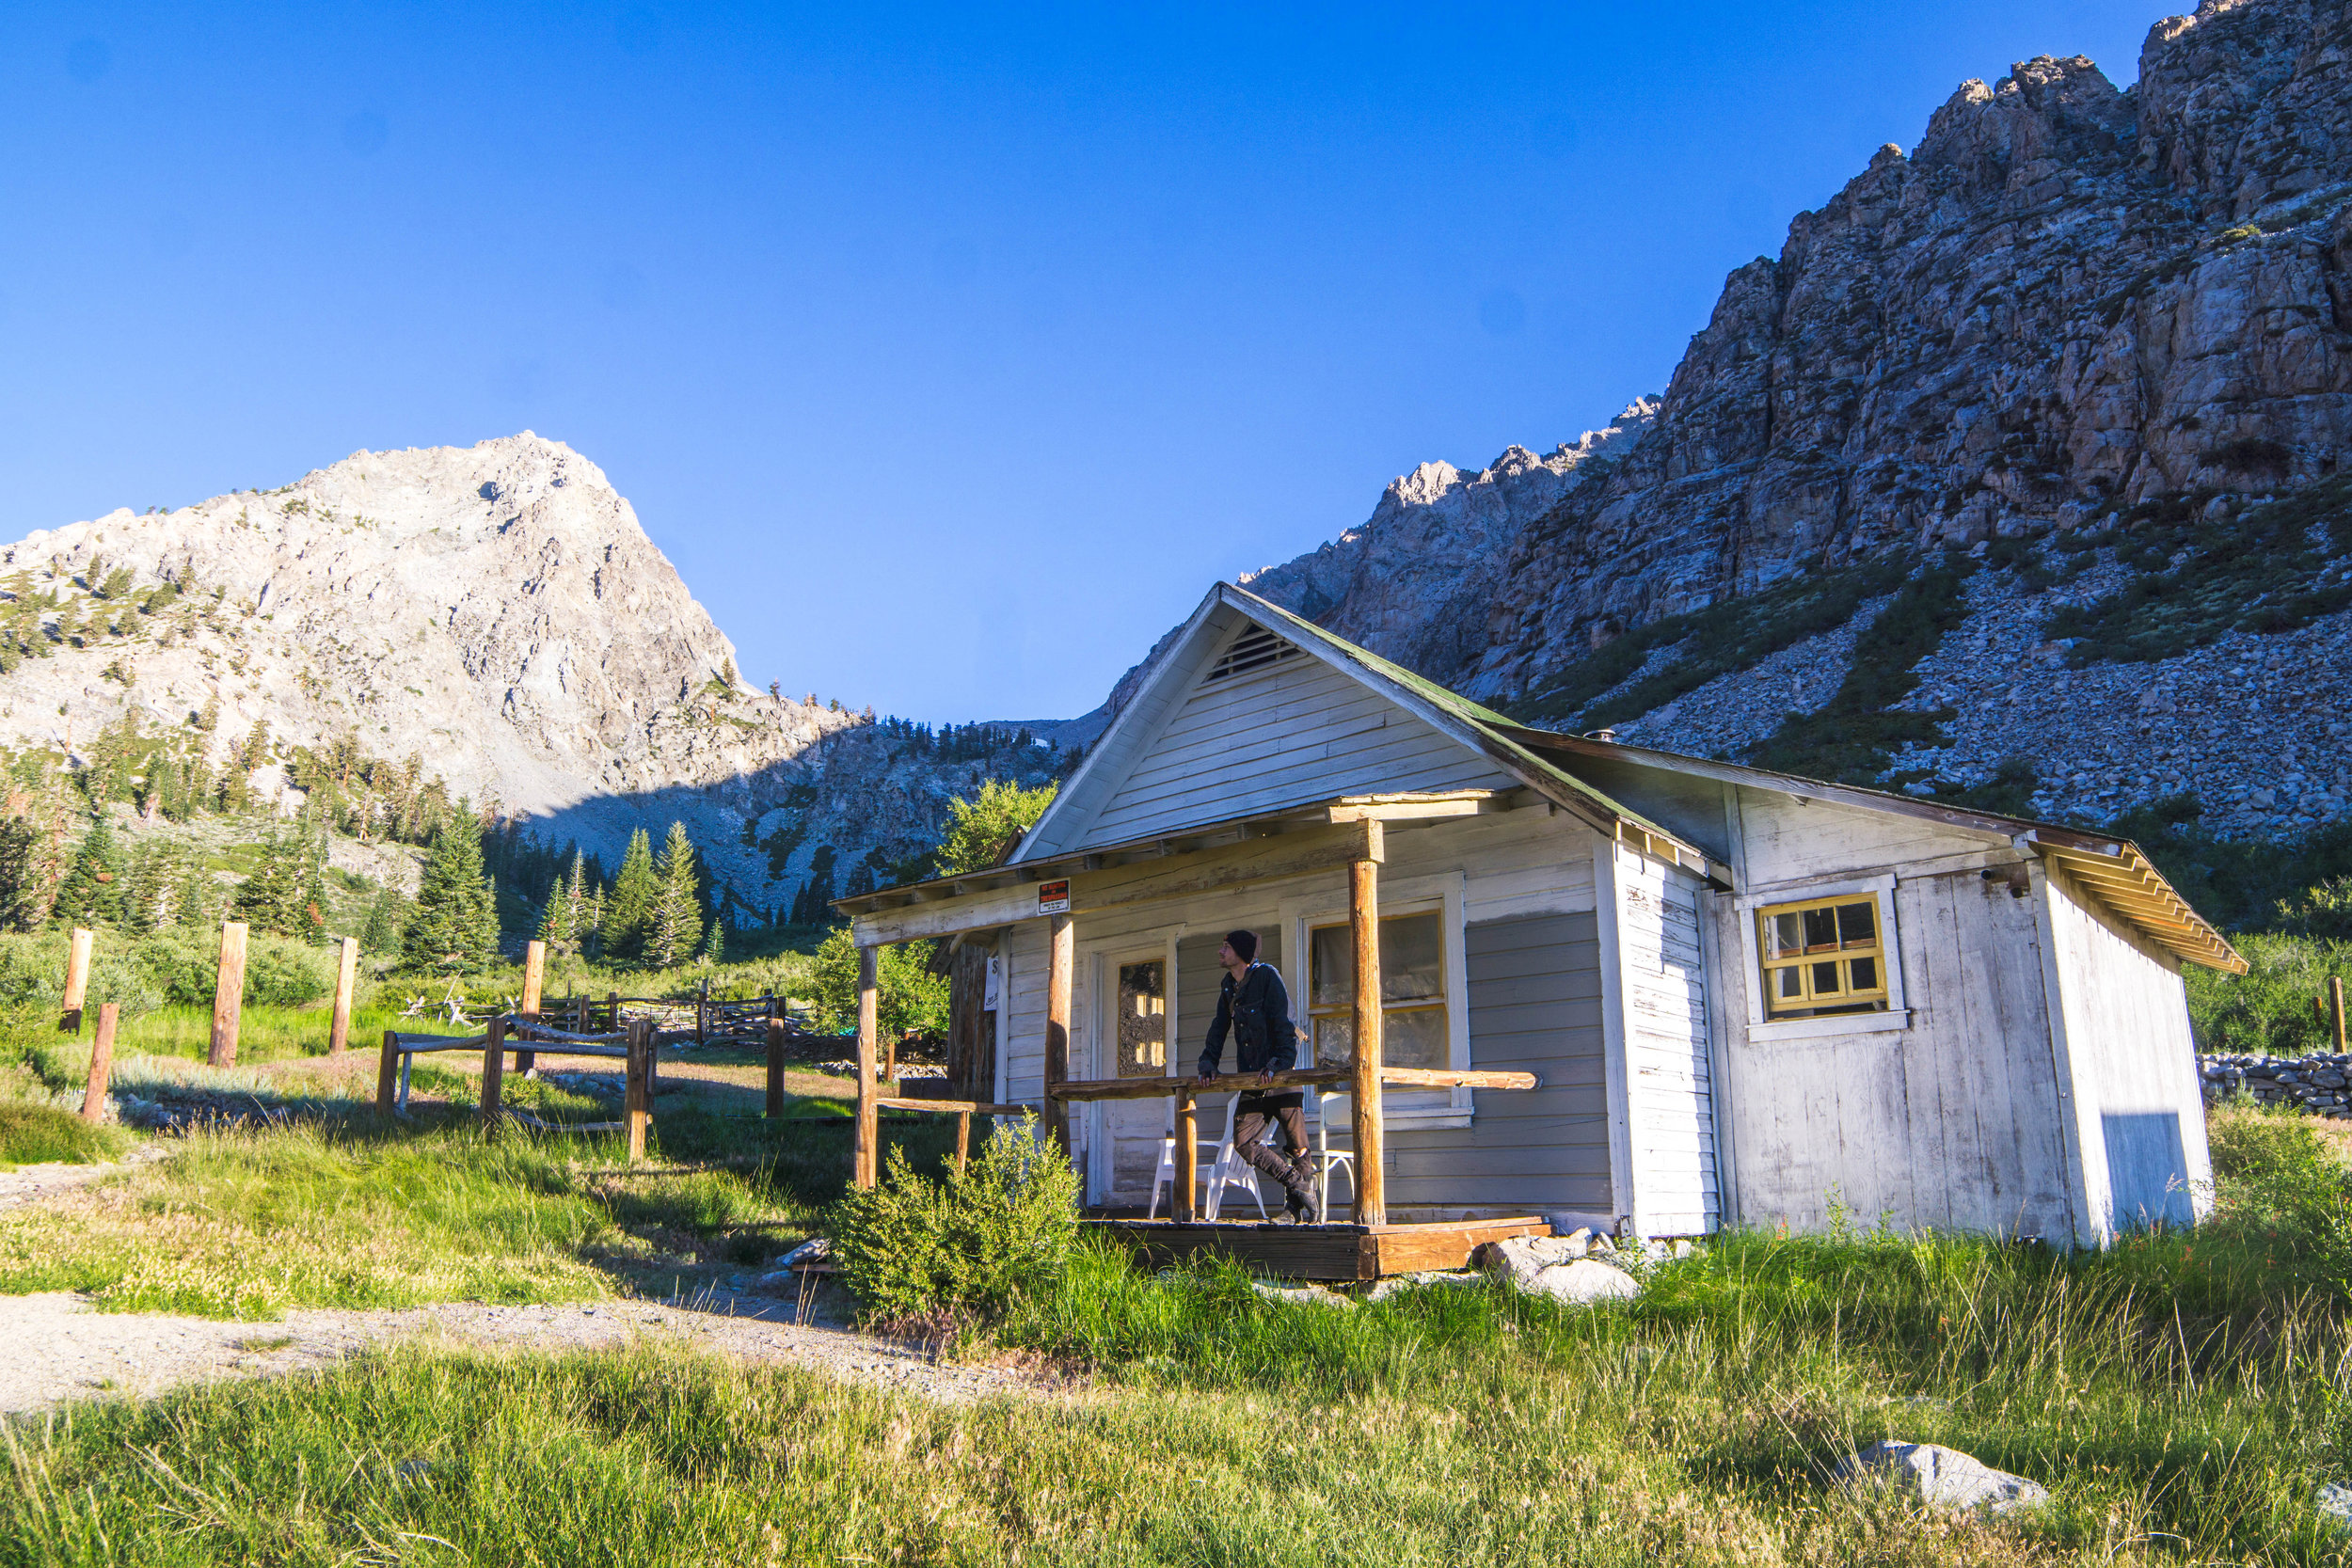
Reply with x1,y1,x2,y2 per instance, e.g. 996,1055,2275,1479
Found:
233,825,324,938
360,885,405,955
404,823,500,973
0,817,39,932
173,860,215,933
699,915,724,966
647,821,703,967
121,839,185,933
599,828,657,960
50,816,125,928
536,847,591,954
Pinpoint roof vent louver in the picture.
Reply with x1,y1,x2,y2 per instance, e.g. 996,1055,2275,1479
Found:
1205,626,1299,682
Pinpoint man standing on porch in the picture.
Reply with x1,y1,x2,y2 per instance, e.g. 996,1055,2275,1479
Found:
1196,929,1319,1224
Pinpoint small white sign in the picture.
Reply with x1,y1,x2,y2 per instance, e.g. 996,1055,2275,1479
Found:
1037,879,1072,916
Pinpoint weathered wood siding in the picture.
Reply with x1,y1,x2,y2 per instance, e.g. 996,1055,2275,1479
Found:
1070,625,1516,849
2039,861,2211,1242
1712,784,2080,1241
1604,844,1718,1236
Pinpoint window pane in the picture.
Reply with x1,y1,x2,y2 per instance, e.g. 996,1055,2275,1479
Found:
1836,900,1876,947
1767,911,1803,957
1849,956,1878,992
1802,907,1838,951
1313,1015,1353,1070
1810,960,1843,996
1115,961,1167,1076
1383,1006,1446,1068
1381,912,1444,1002
1310,925,1353,1009
1775,967,1805,1001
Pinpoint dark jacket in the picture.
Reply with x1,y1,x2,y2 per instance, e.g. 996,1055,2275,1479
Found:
1199,962,1299,1078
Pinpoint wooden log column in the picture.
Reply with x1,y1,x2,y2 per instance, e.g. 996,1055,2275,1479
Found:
209,921,248,1068
853,944,881,1189
81,1003,118,1123
2334,975,2346,1054
328,937,359,1055
1044,911,1074,1159
60,927,93,1035
1174,1086,1198,1223
1349,819,1386,1226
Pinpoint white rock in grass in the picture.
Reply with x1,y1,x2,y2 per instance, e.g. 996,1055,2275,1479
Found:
1251,1282,1352,1309
1362,1271,1485,1304
2317,1481,2352,1529
1526,1259,1641,1305
1836,1440,2049,1514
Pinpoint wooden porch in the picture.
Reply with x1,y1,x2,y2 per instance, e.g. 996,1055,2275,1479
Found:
1083,1213,1551,1282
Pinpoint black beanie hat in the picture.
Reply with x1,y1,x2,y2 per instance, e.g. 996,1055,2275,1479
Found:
1225,928,1259,963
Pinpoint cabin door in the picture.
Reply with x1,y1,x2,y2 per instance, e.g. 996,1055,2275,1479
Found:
1090,948,1175,1209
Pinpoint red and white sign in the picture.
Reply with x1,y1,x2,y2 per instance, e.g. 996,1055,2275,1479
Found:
1037,879,1072,916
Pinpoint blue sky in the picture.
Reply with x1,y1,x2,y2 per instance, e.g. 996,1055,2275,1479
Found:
0,2,2180,722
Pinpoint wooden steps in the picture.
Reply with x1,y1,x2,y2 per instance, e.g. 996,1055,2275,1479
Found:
1083,1215,1550,1281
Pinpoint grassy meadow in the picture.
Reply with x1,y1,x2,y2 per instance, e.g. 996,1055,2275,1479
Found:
0,1085,2350,1560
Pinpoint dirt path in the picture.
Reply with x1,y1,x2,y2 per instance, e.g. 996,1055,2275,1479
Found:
0,1287,1063,1416
0,1147,174,1212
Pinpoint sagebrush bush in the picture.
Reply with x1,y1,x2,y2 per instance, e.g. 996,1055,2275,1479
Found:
830,1116,1079,1329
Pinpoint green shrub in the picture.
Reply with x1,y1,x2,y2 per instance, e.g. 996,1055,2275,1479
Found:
830,1116,1079,1330
0,1102,124,1168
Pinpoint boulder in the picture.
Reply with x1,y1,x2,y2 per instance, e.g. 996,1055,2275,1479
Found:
1835,1440,2049,1515
1251,1282,1352,1309
1525,1259,1642,1305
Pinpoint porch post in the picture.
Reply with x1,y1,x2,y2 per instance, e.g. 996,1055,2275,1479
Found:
1174,1087,1198,1224
854,944,881,1189
1044,911,1074,1160
1349,818,1386,1226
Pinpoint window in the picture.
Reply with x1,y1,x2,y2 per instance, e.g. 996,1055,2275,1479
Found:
1756,893,1889,1019
1114,960,1167,1077
1306,911,1447,1069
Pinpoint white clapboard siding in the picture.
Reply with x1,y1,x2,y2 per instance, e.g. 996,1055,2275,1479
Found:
1609,843,1719,1236
1078,627,1515,847
2039,861,2212,1243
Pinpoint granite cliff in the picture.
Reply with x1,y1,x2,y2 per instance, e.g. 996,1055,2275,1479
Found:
1224,0,2352,838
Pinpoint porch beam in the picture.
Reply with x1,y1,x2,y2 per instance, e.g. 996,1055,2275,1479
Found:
1042,1066,1535,1102
853,944,880,1189
1350,817,1387,1226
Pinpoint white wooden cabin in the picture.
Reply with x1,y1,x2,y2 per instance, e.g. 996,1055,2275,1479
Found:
836,583,2243,1251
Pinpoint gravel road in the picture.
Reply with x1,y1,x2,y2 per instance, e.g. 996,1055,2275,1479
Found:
0,1288,1060,1415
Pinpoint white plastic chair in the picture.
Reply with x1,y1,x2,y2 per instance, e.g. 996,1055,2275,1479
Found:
1146,1097,1272,1221
1311,1087,1358,1218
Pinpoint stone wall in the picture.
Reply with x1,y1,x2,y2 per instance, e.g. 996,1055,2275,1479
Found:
2199,1052,2352,1118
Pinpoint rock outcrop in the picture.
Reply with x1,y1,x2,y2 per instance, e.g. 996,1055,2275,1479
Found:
0,435,1060,914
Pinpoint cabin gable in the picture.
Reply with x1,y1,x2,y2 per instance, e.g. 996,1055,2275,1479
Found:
1027,612,1518,856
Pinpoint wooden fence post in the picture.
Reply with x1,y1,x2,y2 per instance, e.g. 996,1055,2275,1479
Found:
60,927,93,1035
1349,819,1387,1227
764,1000,787,1118
625,1019,651,1163
328,937,358,1055
209,921,248,1068
377,1030,401,1115
516,940,546,1076
81,1003,118,1123
608,990,619,1033
482,1014,507,1138
955,1111,972,1175
854,945,880,1189
2333,975,2346,1054
696,977,708,1047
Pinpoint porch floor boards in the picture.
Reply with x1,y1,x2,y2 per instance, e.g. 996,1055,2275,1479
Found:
1082,1214,1550,1282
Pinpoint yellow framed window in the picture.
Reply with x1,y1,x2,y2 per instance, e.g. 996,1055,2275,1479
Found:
1307,911,1448,1069
1757,894,1889,1019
